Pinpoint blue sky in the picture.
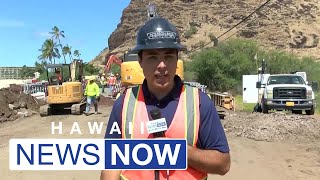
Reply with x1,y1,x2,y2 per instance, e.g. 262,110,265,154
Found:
0,0,131,67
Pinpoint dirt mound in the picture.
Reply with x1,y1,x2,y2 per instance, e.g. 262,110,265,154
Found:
98,96,115,107
222,111,320,142
0,85,42,123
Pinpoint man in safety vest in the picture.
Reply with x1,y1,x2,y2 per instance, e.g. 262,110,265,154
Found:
84,77,100,115
55,69,63,85
100,73,107,93
101,17,230,180
108,73,116,96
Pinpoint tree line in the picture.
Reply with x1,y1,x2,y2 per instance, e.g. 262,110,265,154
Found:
38,26,81,64
185,38,320,94
20,26,100,79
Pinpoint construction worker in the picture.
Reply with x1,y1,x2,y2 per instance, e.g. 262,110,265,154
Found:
55,69,63,85
100,73,107,93
84,77,100,115
108,73,116,97
101,17,230,179
115,72,120,82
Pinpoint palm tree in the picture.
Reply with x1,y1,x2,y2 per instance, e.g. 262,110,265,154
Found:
67,44,73,61
62,44,73,63
50,26,66,63
38,39,61,64
73,50,81,60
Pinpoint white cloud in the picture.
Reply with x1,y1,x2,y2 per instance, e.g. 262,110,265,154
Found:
0,19,25,28
38,32,51,38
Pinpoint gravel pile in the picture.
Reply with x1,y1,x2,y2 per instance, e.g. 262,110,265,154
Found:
222,111,320,142
0,86,42,123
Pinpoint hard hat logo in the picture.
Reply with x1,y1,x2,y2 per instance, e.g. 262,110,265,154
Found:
130,17,187,54
147,31,176,39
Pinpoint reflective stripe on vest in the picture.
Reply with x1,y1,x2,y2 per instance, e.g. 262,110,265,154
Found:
108,77,116,85
120,84,208,180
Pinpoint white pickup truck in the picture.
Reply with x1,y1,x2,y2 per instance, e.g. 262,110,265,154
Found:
256,74,316,115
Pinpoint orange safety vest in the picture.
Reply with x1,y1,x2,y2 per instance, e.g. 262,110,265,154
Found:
57,74,62,81
120,85,208,180
108,76,116,85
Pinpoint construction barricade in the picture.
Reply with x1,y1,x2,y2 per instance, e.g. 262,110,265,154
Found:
207,92,235,111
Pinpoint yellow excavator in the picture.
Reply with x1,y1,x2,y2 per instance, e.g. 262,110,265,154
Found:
102,50,184,98
120,51,184,86
39,60,86,116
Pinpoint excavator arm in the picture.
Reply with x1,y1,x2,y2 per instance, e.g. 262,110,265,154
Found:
105,54,123,73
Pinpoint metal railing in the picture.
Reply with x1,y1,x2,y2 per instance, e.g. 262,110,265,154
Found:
23,82,48,94
184,81,207,93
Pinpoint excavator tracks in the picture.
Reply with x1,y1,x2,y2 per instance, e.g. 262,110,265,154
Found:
71,103,85,115
39,102,86,117
39,105,51,117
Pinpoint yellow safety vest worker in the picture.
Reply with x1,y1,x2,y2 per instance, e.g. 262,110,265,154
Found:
84,82,100,97
120,85,208,180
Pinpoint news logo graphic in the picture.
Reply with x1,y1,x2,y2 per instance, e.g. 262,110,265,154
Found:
10,139,105,170
105,139,186,170
146,117,167,134
9,139,187,170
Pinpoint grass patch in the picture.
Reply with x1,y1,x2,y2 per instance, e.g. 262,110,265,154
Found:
234,95,256,112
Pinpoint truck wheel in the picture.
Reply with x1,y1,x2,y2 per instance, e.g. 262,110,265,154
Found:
262,106,269,114
261,99,268,114
253,104,262,113
306,107,315,115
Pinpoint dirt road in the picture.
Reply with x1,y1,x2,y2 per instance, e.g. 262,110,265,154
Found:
1,106,319,180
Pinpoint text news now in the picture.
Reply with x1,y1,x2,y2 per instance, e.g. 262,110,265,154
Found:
9,139,187,170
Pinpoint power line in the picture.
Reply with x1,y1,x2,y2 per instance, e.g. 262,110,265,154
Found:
219,3,274,44
216,0,273,40
189,0,273,53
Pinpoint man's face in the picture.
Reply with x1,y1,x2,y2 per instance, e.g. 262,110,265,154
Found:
139,48,178,90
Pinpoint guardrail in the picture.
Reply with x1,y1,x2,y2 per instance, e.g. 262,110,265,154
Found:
23,82,48,94
184,81,207,93
207,92,235,111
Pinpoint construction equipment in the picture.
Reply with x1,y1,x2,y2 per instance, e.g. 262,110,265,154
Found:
102,50,184,98
102,51,145,87
123,52,184,86
39,60,86,116
104,54,123,73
